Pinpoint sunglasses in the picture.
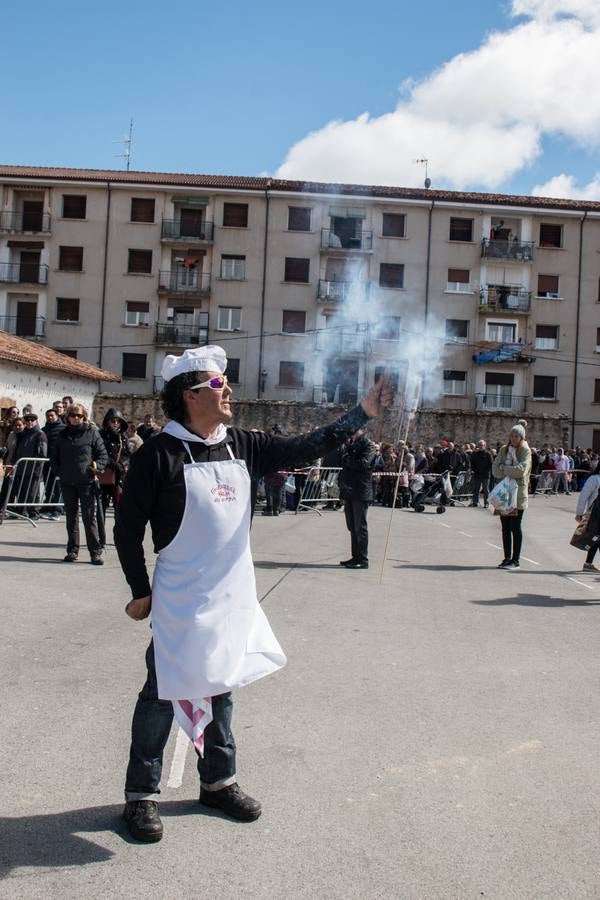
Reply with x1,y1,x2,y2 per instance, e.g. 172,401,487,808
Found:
68,413,84,419
189,375,228,391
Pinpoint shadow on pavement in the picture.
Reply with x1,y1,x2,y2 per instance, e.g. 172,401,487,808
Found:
254,560,340,570
0,555,65,564
0,799,230,876
472,594,600,607
0,541,65,548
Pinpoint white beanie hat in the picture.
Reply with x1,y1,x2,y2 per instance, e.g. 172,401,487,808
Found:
511,418,527,439
161,345,227,382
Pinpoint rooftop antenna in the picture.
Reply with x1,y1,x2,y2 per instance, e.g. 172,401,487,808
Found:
114,118,134,171
415,158,431,189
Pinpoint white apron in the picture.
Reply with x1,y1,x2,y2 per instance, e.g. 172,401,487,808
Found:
151,439,286,749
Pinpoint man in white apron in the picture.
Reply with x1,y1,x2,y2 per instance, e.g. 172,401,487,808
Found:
115,345,392,842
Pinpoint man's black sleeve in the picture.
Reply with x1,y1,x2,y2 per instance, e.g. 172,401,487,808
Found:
239,405,371,478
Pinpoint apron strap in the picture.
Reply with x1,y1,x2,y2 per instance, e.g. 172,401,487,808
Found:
226,444,235,460
182,441,195,464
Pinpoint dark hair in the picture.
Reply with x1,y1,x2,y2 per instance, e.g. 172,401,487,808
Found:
160,371,204,423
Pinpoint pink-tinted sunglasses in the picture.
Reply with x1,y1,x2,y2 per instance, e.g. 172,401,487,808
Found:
189,375,228,391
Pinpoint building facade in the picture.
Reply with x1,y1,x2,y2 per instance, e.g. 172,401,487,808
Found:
0,165,599,446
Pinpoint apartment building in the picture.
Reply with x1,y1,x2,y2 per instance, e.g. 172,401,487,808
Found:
0,165,599,447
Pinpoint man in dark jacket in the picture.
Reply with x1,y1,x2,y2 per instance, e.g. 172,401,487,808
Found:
15,413,48,518
470,440,493,507
339,429,376,569
136,414,161,442
50,403,108,564
42,409,66,519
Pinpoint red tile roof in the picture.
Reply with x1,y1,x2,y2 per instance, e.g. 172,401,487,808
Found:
0,164,598,212
0,331,120,382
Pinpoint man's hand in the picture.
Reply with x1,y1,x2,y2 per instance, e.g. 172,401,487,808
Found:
360,377,395,418
126,595,152,620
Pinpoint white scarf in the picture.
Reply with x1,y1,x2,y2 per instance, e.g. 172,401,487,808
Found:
163,420,228,446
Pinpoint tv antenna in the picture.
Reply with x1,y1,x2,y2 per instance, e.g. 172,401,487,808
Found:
114,118,134,171
415,158,431,189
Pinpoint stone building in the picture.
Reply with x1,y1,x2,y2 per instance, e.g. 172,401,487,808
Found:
0,165,598,445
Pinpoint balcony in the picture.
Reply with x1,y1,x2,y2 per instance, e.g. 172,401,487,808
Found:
479,285,531,314
475,393,527,412
473,342,533,365
158,270,211,295
0,315,46,339
0,210,51,233
0,262,49,284
315,325,368,355
481,238,534,262
317,279,368,303
161,219,214,242
155,323,209,346
321,228,373,252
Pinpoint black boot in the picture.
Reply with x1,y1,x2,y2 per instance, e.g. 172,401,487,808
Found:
123,800,163,842
199,783,261,821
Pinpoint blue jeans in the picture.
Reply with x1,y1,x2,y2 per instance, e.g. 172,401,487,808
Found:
125,641,236,800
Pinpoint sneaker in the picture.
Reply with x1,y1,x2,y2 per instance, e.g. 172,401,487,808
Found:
63,552,78,562
583,562,599,572
340,558,356,567
506,560,520,569
123,800,163,843
90,555,104,566
261,510,273,517
341,559,369,569
50,511,61,521
199,783,261,821
497,559,511,568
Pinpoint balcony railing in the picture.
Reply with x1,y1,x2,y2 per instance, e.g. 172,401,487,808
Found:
0,315,46,338
475,393,527,412
479,285,531,313
315,326,368,354
0,210,51,233
158,270,211,294
473,342,533,365
161,219,214,241
317,279,367,303
0,262,49,284
481,238,534,262
155,323,209,345
321,228,373,251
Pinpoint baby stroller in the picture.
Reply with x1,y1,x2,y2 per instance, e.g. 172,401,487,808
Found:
411,470,452,514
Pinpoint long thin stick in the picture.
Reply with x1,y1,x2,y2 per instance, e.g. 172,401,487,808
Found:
378,379,420,585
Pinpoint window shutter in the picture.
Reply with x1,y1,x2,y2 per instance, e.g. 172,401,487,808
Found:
539,223,562,247
56,297,80,321
128,249,152,273
279,361,304,387
444,370,466,381
59,246,83,271
538,274,559,294
379,263,404,289
485,372,514,386
62,195,87,218
449,218,473,241
536,325,557,339
284,258,310,282
282,310,306,333
448,268,470,283
382,213,405,237
131,198,155,223
122,353,147,378
288,207,311,231
127,301,150,313
223,203,248,227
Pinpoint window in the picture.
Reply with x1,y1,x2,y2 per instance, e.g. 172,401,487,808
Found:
374,316,401,340
443,370,466,395
130,198,155,223
56,297,80,322
487,321,516,342
595,380,600,403
122,352,147,379
382,213,406,238
62,195,86,219
125,301,150,326
282,310,306,333
58,246,83,271
537,274,560,298
220,254,246,279
225,358,240,384
217,307,242,331
279,361,304,387
596,327,600,352
379,263,404,289
55,348,78,359
288,207,311,231
539,223,562,248
449,217,473,242
533,375,557,400
284,257,310,283
374,366,400,391
128,249,152,274
447,268,471,291
445,319,469,342
534,324,559,350
223,202,248,228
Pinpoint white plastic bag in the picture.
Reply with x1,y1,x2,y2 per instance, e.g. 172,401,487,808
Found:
489,476,517,513
443,471,453,498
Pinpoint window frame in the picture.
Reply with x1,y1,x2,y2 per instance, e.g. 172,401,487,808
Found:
536,273,561,299
284,257,310,283
282,309,307,334
124,300,150,327
127,248,153,274
449,217,474,242
379,262,405,290
61,195,87,219
55,296,80,323
443,369,467,396
445,318,469,343
287,206,312,232
278,360,305,388
223,202,249,228
225,357,240,384
58,245,84,272
446,268,472,292
122,352,147,379
217,306,242,332
130,197,156,224
381,213,406,239
539,223,563,249
534,324,559,351
533,374,557,401
220,254,246,280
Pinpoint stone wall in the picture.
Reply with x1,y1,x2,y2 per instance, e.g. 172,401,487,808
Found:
94,392,571,448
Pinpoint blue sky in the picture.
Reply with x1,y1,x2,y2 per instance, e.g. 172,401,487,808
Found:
3,0,599,197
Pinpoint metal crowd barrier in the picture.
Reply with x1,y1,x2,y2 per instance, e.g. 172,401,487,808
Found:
296,467,341,515
0,457,63,526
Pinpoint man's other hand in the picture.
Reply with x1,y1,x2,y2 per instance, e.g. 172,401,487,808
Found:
126,595,152,620
360,378,395,418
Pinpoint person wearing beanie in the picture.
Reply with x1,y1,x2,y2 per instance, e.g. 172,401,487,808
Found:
492,419,532,569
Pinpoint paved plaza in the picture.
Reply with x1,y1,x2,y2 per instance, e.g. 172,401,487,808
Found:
2,494,600,899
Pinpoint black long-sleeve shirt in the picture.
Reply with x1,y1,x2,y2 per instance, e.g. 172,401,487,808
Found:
114,405,369,599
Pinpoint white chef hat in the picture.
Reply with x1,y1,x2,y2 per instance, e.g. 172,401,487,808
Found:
161,345,228,382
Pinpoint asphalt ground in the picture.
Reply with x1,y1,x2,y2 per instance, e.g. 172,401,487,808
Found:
1,492,600,899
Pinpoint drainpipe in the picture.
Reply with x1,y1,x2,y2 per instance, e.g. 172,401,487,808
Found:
570,210,587,445
98,182,112,369
421,200,435,404
257,180,271,397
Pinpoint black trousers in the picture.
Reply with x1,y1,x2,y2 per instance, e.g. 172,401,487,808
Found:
343,499,369,562
500,510,524,562
471,475,490,505
60,480,102,557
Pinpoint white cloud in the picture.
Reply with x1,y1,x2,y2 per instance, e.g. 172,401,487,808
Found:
532,173,600,199
275,3,600,191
